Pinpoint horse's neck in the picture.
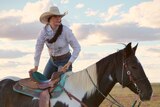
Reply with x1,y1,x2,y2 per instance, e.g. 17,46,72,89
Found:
64,62,117,106
65,64,98,97
91,55,118,106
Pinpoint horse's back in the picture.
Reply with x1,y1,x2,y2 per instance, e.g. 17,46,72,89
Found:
0,78,39,107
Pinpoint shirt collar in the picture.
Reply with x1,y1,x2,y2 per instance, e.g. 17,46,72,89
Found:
46,24,58,32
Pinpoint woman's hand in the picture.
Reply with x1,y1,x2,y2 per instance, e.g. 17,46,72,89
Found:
29,66,38,77
60,62,72,72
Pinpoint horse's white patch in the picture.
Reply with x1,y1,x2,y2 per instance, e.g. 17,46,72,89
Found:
109,75,113,81
50,64,98,107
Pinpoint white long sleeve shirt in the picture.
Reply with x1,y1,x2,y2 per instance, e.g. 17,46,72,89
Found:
34,25,81,66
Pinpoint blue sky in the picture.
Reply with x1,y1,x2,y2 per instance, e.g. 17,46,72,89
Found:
0,0,159,83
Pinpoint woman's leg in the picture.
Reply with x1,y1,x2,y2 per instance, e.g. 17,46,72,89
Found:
40,56,72,107
39,89,50,107
40,58,56,107
43,58,58,79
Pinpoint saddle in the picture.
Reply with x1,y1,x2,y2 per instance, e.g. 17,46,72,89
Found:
13,71,66,98
19,71,63,90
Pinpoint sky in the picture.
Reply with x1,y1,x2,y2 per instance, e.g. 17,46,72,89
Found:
0,0,159,83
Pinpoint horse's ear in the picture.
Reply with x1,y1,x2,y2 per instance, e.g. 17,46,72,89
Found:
124,42,133,58
133,43,138,54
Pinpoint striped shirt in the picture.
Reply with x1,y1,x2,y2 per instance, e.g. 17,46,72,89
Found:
34,25,81,66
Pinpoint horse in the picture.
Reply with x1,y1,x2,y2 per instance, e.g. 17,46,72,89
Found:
0,42,152,107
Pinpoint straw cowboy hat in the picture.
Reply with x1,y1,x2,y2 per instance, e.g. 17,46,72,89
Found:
40,6,67,24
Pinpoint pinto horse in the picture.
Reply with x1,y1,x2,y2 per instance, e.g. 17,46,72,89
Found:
0,43,152,107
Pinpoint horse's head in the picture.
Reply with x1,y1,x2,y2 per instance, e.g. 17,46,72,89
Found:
116,42,152,101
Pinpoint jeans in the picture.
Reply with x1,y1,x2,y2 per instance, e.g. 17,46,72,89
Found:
43,54,72,79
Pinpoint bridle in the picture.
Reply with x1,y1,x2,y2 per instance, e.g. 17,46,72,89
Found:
85,52,148,107
121,55,148,95
120,55,149,107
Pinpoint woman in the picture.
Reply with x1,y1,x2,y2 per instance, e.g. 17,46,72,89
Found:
29,6,81,107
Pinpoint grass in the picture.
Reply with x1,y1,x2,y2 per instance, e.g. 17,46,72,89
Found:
100,83,160,107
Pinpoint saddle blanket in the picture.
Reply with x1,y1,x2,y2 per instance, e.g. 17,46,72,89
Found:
13,74,67,98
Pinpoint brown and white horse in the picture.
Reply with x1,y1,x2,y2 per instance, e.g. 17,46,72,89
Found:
0,43,152,107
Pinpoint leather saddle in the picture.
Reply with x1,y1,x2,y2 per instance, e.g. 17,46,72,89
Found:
19,71,63,90
13,71,67,98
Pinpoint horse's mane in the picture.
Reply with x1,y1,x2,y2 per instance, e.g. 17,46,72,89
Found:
66,64,97,97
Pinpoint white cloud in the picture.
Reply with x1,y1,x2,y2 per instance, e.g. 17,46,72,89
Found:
100,4,123,21
0,49,30,59
136,43,160,83
1,0,159,42
71,23,160,46
106,0,160,28
71,23,91,40
0,61,22,68
75,3,84,9
0,20,42,40
21,0,53,23
0,40,35,52
80,33,109,46
71,2,158,43
85,8,99,16
0,45,49,79
0,9,21,19
127,0,160,28
0,0,54,40
60,0,69,4
0,0,53,24
137,44,160,60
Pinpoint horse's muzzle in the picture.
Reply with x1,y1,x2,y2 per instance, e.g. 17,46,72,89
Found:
139,88,153,101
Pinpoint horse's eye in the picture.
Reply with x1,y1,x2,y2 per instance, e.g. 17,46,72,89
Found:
131,66,137,69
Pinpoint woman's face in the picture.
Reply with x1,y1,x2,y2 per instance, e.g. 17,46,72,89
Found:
49,15,62,26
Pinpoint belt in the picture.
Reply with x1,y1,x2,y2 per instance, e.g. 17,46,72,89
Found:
51,52,71,61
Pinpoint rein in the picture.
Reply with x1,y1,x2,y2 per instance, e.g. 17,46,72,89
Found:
59,85,88,107
85,69,124,107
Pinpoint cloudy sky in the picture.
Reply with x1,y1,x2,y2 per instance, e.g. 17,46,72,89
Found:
0,0,159,83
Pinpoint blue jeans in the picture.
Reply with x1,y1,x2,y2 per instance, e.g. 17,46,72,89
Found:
43,54,72,79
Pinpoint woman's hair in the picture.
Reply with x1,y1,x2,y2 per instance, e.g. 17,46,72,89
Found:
48,16,52,23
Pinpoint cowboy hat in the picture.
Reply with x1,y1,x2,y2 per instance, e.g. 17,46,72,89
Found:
40,6,67,24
